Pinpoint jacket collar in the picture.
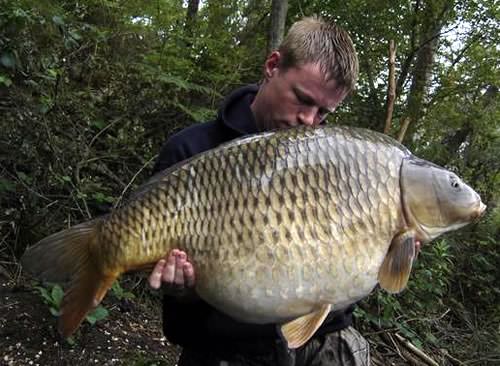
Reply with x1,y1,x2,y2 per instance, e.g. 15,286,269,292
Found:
218,84,259,135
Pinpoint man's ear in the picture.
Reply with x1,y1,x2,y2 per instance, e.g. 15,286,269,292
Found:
264,51,281,79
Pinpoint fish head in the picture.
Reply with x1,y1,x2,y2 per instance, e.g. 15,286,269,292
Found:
401,158,486,242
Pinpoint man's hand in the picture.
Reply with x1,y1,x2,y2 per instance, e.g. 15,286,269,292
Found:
148,249,196,297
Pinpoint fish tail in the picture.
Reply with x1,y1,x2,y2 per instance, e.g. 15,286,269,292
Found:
58,268,118,337
21,219,118,337
21,220,103,283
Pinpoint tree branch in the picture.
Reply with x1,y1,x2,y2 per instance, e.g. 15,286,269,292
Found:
395,333,439,366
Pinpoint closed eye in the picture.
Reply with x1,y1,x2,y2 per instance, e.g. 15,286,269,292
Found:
293,87,334,121
294,88,315,106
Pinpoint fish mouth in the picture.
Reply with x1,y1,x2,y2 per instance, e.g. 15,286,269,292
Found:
472,201,487,221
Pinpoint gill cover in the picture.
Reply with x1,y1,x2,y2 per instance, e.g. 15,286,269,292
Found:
400,158,485,241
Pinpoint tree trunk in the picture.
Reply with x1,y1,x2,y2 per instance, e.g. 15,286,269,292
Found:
400,36,437,142
267,0,288,55
236,0,268,47
184,0,200,36
398,0,452,143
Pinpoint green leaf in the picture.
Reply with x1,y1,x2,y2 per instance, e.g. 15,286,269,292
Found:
412,338,423,349
85,314,97,325
0,178,15,192
111,281,124,297
17,171,32,184
51,285,64,306
124,292,135,300
76,190,87,199
64,37,79,49
34,286,53,304
92,306,109,320
52,16,65,26
425,332,438,344
12,8,30,20
47,69,58,79
0,75,12,87
91,120,106,130
0,52,16,69
69,30,82,41
86,306,109,325
49,307,61,317
92,192,115,204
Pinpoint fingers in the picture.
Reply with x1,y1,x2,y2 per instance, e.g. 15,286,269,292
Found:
148,259,166,290
148,249,196,293
184,262,195,288
171,250,187,286
162,250,177,284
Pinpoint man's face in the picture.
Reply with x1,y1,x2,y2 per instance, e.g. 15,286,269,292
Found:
251,52,348,132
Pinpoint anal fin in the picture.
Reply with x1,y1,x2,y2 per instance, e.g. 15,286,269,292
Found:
280,304,331,349
378,231,416,293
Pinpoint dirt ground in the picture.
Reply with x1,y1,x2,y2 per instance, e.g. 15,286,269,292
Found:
0,271,453,366
0,275,181,366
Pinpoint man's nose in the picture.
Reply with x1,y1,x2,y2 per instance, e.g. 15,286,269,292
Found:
298,106,318,126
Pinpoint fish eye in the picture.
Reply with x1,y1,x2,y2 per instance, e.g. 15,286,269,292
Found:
450,175,461,190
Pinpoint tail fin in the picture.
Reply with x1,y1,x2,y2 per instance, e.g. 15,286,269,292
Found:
21,220,100,283
58,268,118,337
21,220,118,337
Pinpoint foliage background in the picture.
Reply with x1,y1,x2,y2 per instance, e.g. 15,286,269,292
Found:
1,0,498,364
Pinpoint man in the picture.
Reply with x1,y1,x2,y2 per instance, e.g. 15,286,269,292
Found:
148,16,369,366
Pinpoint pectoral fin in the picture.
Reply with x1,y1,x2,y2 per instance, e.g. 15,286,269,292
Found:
378,231,416,293
280,304,331,349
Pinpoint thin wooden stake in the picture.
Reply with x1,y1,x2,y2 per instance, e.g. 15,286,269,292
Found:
397,116,411,143
384,40,397,135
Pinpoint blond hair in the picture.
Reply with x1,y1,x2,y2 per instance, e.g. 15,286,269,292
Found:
278,16,359,93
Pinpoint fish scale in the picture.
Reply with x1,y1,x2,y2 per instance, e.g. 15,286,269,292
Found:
21,125,485,345
127,127,405,323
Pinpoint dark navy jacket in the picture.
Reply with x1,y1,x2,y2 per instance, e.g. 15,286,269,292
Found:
153,84,354,353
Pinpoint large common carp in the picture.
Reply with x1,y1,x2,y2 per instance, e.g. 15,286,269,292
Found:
21,126,485,347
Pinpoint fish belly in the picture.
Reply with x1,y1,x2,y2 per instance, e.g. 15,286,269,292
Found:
193,225,394,323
